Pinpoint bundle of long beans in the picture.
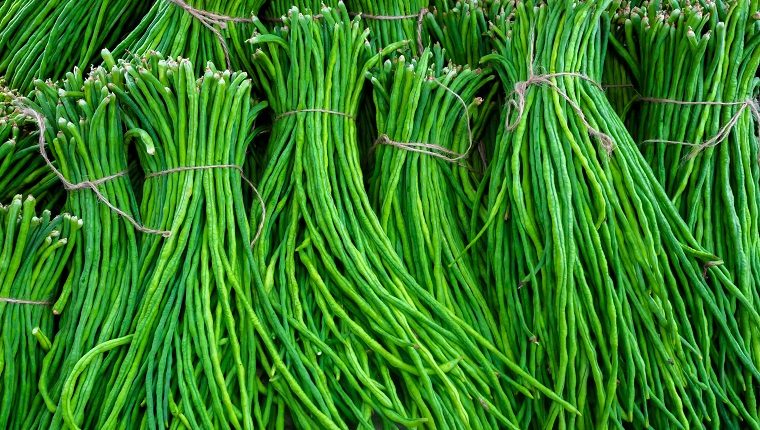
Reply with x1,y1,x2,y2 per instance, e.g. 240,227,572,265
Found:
416,1,510,167
0,195,82,429
368,46,496,347
0,89,63,208
0,0,150,94
248,5,578,429
20,62,147,430
112,0,266,76
482,0,760,427
610,1,760,424
78,51,271,430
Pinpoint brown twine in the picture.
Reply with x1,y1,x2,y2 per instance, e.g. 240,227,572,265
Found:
373,135,468,164
639,97,760,160
145,165,266,247
505,35,615,153
273,109,356,122
0,298,53,306
370,77,474,164
18,104,173,238
167,0,254,70
66,170,130,191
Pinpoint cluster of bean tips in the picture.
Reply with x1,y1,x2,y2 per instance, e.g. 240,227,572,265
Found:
348,0,430,56
260,0,335,20
261,0,430,56
248,4,579,429
112,0,266,77
425,0,509,67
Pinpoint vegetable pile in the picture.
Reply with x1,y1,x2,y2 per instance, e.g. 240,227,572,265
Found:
1,0,760,428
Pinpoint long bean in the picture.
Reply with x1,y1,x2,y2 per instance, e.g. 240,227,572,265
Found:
80,51,270,430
